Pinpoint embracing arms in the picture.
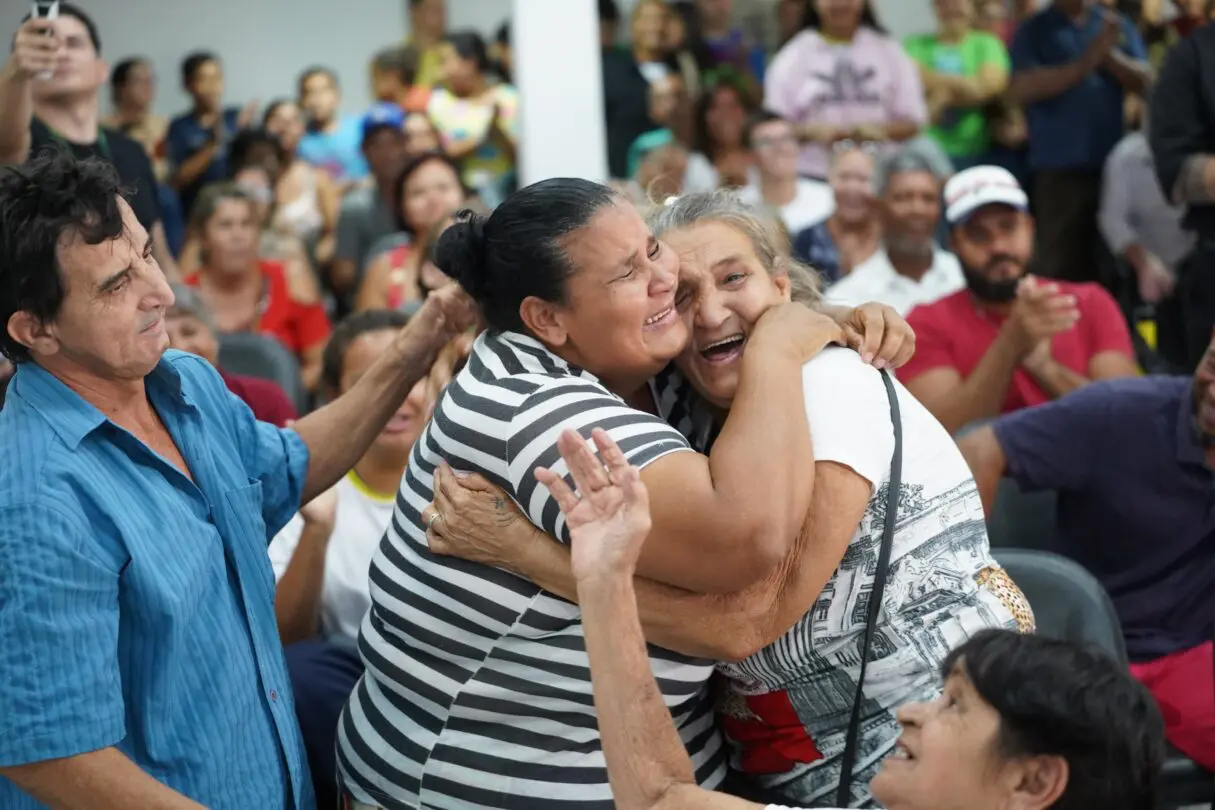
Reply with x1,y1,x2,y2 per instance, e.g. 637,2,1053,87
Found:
431,457,871,660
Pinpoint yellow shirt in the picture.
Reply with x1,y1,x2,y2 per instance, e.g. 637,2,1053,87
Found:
406,39,444,88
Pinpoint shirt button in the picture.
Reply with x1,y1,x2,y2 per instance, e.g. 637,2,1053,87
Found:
270,690,278,702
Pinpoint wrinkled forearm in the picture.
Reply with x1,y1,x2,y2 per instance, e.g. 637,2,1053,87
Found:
510,522,781,661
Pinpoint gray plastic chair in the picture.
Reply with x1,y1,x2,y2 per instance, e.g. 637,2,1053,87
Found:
987,478,1059,551
995,548,1213,807
995,548,1127,662
217,332,307,414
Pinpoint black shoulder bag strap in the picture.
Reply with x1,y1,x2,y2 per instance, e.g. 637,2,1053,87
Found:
834,370,904,808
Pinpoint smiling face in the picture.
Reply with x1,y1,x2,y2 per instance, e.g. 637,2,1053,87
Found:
401,158,465,234
882,170,942,256
341,328,427,457
870,667,1010,810
527,201,686,391
664,220,791,408
829,147,877,224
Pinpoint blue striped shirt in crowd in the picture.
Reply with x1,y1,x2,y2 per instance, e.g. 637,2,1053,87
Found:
0,351,314,810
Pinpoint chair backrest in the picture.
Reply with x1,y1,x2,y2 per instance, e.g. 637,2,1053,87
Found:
994,547,1128,666
217,332,306,413
987,477,1059,551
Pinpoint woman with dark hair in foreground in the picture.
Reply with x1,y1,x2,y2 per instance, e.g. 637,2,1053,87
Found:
552,429,1166,810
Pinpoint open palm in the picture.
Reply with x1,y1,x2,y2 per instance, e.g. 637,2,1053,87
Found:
534,428,653,583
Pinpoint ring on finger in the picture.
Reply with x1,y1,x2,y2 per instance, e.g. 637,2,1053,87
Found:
427,511,443,530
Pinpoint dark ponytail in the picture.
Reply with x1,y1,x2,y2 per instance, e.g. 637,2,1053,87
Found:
434,212,490,299
434,178,618,332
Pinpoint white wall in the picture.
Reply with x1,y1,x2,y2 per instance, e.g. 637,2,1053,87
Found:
513,0,608,184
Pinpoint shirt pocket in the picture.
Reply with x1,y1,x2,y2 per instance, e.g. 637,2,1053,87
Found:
218,480,276,599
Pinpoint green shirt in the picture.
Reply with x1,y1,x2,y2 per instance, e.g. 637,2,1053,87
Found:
903,30,1010,160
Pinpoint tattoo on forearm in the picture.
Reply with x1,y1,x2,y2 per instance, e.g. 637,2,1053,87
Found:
1174,155,1215,205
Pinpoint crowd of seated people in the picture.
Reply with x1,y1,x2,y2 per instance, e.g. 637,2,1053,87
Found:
2,0,1215,807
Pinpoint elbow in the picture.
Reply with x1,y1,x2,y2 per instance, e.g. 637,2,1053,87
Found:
715,627,770,663
623,779,697,810
739,521,791,586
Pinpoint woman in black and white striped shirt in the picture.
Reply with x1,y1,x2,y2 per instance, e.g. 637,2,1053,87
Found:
335,178,906,809
425,191,1025,809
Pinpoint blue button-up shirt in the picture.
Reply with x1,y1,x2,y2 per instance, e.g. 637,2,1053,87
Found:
992,375,1215,662
0,351,314,810
1011,6,1146,171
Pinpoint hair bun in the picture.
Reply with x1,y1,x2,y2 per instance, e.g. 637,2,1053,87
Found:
434,209,490,300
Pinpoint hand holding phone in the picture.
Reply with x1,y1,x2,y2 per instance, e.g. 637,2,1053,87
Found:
24,1,60,81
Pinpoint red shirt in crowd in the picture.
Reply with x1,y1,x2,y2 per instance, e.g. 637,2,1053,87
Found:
218,370,297,427
898,281,1136,414
185,260,332,357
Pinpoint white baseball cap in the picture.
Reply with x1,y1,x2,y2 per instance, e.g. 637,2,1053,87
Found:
943,165,1029,226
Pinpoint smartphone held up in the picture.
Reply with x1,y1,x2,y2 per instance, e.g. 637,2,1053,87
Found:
31,0,60,81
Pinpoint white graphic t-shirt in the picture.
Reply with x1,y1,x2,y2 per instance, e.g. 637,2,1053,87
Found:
655,347,1033,808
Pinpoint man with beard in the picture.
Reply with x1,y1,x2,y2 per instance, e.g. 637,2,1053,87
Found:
956,331,1215,771
897,165,1137,434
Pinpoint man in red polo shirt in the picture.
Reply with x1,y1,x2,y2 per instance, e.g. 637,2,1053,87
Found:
898,165,1139,434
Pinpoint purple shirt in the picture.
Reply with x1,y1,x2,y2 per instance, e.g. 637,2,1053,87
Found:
763,26,927,178
992,375,1215,661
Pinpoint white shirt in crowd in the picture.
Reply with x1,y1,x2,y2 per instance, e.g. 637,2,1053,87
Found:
656,347,1027,806
268,471,396,642
824,246,965,315
1099,131,1195,271
739,177,835,235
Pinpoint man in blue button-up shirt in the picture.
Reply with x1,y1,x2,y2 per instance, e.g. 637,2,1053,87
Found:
1008,0,1150,284
0,152,473,809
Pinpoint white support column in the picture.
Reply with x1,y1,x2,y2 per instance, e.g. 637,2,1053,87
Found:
512,0,609,185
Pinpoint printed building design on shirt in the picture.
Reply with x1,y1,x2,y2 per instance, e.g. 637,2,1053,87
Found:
719,478,1023,806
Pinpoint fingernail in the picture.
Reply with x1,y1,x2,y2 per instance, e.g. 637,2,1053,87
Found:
862,353,875,364
452,469,469,478
874,358,887,370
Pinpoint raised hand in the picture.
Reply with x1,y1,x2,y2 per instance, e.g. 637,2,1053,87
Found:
1005,277,1080,358
8,17,61,81
832,302,917,369
534,428,652,583
395,284,479,370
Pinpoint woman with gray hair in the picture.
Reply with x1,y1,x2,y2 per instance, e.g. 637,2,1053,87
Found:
426,190,1030,808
